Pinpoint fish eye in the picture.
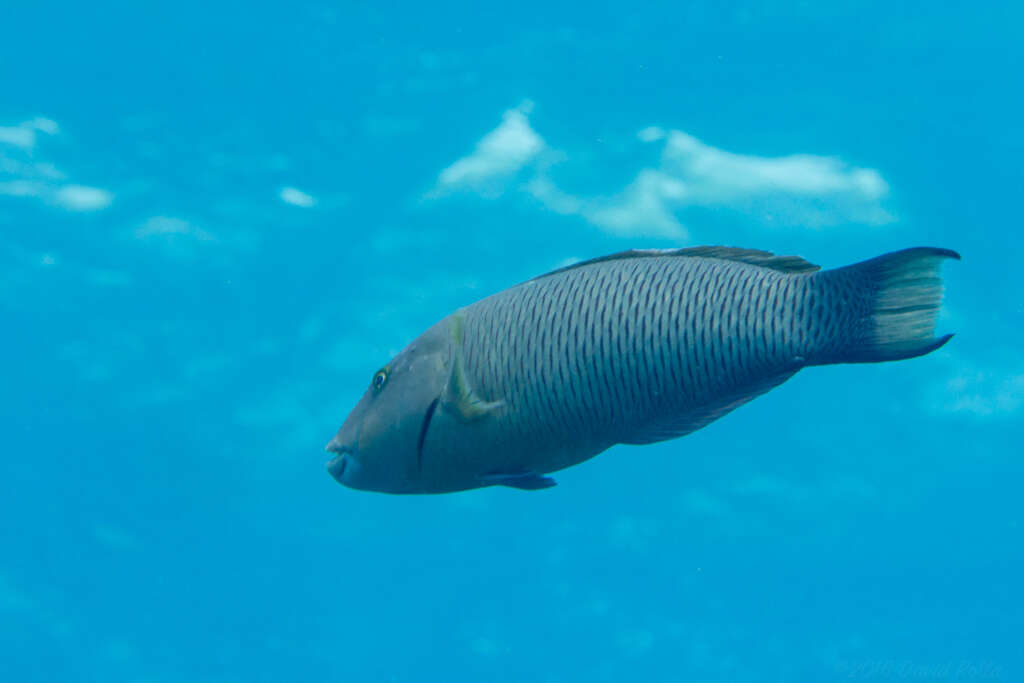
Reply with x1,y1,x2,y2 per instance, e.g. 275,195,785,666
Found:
372,368,389,391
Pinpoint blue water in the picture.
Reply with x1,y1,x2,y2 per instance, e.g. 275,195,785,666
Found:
2,2,1021,681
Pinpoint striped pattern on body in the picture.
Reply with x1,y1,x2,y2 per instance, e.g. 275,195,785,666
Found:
459,254,824,456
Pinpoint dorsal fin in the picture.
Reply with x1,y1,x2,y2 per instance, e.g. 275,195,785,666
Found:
533,246,820,282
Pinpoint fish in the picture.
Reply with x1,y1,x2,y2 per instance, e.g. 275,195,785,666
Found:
326,245,959,494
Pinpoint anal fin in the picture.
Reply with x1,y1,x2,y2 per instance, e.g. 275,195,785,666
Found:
480,471,557,490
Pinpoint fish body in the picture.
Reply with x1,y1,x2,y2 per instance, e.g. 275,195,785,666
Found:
327,246,958,494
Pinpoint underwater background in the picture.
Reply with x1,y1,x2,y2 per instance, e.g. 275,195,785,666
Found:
2,1,1021,681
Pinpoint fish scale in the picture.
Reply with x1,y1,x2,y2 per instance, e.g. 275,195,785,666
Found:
461,255,808,456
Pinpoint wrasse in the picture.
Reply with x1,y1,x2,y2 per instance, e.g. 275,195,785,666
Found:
326,246,958,494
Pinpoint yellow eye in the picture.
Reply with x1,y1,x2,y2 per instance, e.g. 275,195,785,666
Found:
371,368,388,391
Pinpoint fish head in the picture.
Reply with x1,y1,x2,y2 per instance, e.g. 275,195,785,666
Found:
326,320,450,493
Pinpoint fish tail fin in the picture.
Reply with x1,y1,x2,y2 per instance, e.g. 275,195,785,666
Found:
807,247,960,365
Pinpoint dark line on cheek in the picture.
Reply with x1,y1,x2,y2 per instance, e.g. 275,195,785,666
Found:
417,398,440,473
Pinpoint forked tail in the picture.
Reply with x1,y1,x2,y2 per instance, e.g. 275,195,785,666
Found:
807,247,960,365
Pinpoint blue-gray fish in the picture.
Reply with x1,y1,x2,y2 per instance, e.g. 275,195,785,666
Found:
326,246,958,494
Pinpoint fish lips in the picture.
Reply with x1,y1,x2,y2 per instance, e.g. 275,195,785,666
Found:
325,439,354,482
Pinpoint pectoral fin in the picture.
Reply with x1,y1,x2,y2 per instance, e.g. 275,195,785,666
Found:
480,471,557,490
441,312,504,421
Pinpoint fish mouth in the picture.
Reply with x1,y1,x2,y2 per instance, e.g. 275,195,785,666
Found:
325,439,353,480
327,453,348,479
